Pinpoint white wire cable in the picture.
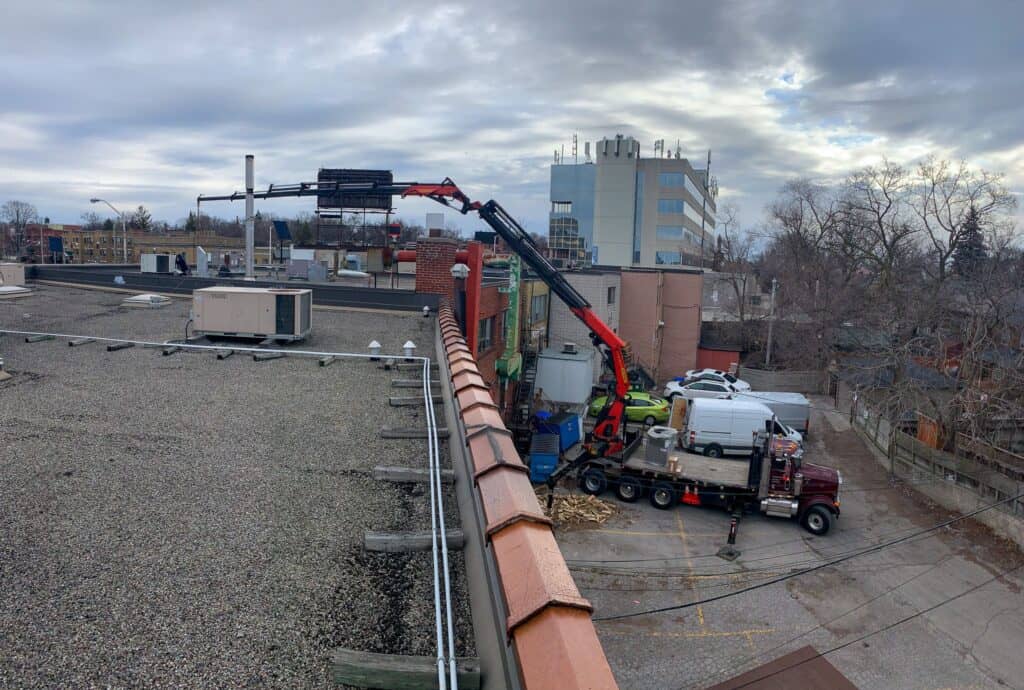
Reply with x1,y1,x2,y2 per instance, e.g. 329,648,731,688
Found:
424,357,447,690
426,351,458,689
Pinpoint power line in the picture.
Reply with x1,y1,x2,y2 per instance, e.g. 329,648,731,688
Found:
592,489,1024,622
685,561,1024,690
568,514,940,568
680,553,958,688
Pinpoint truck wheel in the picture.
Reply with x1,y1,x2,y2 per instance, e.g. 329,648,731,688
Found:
704,444,724,458
802,506,832,536
649,482,677,510
644,415,656,426
579,467,608,496
616,476,642,502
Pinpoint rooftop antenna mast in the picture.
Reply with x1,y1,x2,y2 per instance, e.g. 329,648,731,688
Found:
699,149,711,269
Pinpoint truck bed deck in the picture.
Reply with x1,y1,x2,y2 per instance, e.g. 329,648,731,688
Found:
622,448,752,489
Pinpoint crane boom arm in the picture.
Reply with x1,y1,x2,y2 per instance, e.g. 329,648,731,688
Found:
402,180,630,451
200,175,632,451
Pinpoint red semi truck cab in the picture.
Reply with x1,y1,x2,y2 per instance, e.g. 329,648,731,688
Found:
760,451,842,535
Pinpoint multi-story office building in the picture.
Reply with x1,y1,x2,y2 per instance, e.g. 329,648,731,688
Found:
549,135,717,268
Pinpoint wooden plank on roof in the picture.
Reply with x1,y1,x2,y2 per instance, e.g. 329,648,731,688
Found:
330,648,480,689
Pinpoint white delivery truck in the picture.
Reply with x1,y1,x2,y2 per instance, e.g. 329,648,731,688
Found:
733,391,812,436
682,398,802,458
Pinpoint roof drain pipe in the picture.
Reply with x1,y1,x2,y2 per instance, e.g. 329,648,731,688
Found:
425,355,448,690
426,353,459,689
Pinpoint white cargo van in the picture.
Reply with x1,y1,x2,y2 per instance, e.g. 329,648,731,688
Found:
682,398,801,458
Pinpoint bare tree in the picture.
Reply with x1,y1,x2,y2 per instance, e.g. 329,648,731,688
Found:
1,200,39,257
80,211,104,231
841,160,919,293
713,204,758,325
914,157,1016,283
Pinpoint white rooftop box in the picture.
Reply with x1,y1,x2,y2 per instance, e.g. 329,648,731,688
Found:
192,287,312,341
0,263,26,286
141,254,173,273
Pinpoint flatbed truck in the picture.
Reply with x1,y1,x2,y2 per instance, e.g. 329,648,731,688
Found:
573,430,842,535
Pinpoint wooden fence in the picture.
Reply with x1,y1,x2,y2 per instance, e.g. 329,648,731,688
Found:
739,368,826,393
851,395,1024,548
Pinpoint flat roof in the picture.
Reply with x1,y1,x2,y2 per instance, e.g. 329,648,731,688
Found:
0,285,471,686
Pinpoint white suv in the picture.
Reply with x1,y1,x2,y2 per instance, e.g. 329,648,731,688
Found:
663,378,739,400
682,369,751,391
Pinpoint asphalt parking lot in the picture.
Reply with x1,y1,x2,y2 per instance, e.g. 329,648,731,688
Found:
555,398,1024,690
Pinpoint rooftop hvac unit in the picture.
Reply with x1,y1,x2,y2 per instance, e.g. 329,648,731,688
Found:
141,254,173,273
0,263,26,286
192,287,312,341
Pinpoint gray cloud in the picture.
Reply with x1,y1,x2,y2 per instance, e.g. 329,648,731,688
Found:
1,0,1022,233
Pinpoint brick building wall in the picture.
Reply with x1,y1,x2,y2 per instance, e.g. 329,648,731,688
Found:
619,268,702,382
475,284,510,399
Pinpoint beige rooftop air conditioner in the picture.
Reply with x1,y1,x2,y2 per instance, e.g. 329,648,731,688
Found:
192,287,312,341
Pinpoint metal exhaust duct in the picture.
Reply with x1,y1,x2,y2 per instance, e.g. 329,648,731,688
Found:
245,154,255,278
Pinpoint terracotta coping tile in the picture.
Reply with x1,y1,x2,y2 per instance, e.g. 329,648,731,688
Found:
477,466,552,537
491,522,593,632
460,404,504,431
457,385,499,414
513,608,618,690
446,342,472,357
452,370,487,393
448,350,476,366
465,426,526,479
449,358,480,378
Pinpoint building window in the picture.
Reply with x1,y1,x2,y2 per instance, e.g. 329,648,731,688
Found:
658,199,684,214
552,201,573,214
478,316,494,353
656,251,682,265
607,286,616,305
656,225,684,240
530,293,547,324
658,172,684,188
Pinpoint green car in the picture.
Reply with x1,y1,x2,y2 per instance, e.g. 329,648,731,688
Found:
587,392,670,425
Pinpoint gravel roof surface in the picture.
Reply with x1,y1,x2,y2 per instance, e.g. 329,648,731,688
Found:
0,286,473,688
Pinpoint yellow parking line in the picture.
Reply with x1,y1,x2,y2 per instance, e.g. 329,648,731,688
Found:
594,528,723,538
676,512,706,629
600,627,776,640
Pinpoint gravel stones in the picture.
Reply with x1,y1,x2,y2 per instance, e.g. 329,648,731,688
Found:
0,286,473,688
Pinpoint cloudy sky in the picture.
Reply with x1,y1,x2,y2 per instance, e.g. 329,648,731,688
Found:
2,1,1022,233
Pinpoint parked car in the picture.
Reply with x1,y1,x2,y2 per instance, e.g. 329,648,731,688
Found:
588,392,670,425
682,398,803,457
663,378,740,400
680,369,752,391
733,391,811,435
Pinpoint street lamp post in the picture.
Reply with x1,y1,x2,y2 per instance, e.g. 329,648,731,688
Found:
89,198,128,263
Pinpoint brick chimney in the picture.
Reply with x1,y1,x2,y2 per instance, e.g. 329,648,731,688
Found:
414,236,458,301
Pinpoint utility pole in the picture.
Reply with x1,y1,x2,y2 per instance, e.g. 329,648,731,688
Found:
245,154,255,279
699,149,711,269
765,277,778,367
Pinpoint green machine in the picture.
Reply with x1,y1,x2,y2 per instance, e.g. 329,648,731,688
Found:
496,253,522,382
